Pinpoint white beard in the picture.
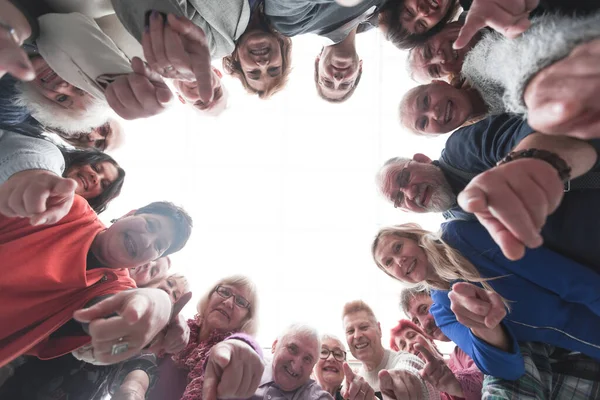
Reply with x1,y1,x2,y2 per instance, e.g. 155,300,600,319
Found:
13,81,112,135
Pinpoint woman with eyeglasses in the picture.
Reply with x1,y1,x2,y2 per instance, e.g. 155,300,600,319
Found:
148,275,260,400
314,334,347,400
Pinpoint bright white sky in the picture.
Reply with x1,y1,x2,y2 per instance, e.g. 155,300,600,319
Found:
100,30,455,354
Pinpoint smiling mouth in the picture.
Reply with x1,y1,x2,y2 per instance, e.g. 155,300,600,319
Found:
355,342,368,350
249,47,269,56
323,366,340,373
444,100,453,124
77,173,88,191
124,233,137,258
214,309,231,321
406,259,416,276
427,0,439,10
284,365,299,378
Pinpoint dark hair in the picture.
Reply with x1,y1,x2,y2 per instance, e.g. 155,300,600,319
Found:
313,56,363,103
134,202,193,257
60,148,126,214
223,4,293,99
380,0,461,50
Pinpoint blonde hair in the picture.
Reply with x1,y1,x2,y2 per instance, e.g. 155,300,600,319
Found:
342,300,378,323
371,223,510,309
196,275,258,335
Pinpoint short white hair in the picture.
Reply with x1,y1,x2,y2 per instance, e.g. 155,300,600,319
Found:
321,334,346,351
277,323,321,353
14,80,112,134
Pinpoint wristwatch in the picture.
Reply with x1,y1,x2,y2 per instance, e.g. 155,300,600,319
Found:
497,148,572,186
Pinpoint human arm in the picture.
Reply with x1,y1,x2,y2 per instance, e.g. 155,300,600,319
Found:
430,290,524,381
379,352,441,400
342,362,377,400
111,370,150,400
0,0,35,80
202,338,265,400
105,57,173,120
454,0,538,49
73,288,172,365
458,132,597,260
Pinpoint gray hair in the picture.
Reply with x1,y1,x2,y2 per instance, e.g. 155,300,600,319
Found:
14,80,112,134
399,286,431,316
277,323,321,354
321,334,346,351
376,156,410,200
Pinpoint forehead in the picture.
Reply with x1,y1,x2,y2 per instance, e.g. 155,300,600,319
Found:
99,161,119,180
281,334,318,354
344,311,374,327
322,337,344,349
375,234,400,259
408,294,433,314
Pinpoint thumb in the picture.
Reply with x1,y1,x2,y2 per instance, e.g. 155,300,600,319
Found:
457,186,488,213
211,343,233,370
130,57,173,105
343,362,355,380
503,17,530,39
73,292,128,322
52,177,78,195
378,369,392,387
121,294,151,324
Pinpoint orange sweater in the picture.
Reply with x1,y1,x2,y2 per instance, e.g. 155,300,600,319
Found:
0,195,136,367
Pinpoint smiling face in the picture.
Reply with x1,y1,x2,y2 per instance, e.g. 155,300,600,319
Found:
399,0,453,34
379,156,456,213
92,213,177,269
152,274,188,304
173,68,228,114
343,311,383,364
273,334,319,391
406,294,449,341
203,285,251,333
129,256,170,287
401,81,473,135
316,47,362,101
409,22,470,83
29,56,94,111
393,328,438,362
65,162,119,200
236,30,284,93
314,338,346,388
374,234,430,284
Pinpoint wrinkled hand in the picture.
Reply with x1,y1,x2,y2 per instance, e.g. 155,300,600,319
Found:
449,282,506,331
148,291,192,355
105,56,173,120
378,369,424,400
203,339,265,400
525,39,600,139
0,169,76,225
415,338,463,397
454,0,539,49
457,158,563,260
0,0,34,80
342,362,376,400
73,288,172,364
142,12,214,104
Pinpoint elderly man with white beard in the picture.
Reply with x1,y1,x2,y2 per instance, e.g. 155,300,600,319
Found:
342,300,440,400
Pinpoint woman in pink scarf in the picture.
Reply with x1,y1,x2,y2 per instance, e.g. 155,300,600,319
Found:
149,275,261,400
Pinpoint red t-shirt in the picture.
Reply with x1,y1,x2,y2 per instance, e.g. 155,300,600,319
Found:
0,195,135,367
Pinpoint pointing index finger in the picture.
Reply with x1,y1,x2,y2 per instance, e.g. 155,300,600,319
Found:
343,362,356,380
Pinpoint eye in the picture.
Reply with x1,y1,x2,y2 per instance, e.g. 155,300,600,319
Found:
424,95,430,108
221,287,232,296
418,117,428,130
393,243,402,253
346,329,354,335
94,140,106,151
320,349,329,356
267,66,281,76
303,356,312,364
423,45,432,60
419,21,427,32
384,258,392,267
101,180,109,190
247,70,260,80
407,331,416,339
146,220,156,233
150,266,158,278
321,79,333,88
412,317,420,325
340,83,351,90
404,6,414,18
92,164,100,173
360,325,368,331
55,94,68,103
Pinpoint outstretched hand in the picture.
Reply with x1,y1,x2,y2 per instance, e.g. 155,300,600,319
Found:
457,158,563,260
454,0,539,49
378,369,424,400
342,362,376,400
415,338,463,397
105,56,173,120
142,12,215,105
0,169,77,225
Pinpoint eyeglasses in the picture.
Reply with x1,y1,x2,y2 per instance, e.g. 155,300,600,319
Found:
393,163,411,208
215,285,251,309
320,348,346,362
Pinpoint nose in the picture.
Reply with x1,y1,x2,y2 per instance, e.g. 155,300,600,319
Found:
431,49,446,65
417,2,431,16
326,352,335,361
401,184,420,201
333,71,344,80
222,295,235,308
430,101,443,121
394,255,408,268
88,169,99,185
256,58,269,66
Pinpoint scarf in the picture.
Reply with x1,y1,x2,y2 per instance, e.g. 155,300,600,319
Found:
172,315,235,400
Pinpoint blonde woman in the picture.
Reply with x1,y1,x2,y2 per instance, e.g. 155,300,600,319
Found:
371,220,600,381
149,275,260,400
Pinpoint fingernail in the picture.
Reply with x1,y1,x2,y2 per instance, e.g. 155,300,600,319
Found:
151,10,160,20
144,24,149,33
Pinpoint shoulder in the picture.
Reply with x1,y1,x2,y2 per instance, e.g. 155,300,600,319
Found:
308,380,334,400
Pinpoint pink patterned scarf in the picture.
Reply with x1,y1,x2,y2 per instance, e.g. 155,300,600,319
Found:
172,315,234,400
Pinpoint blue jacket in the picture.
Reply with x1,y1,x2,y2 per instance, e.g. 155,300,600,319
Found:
430,220,600,380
